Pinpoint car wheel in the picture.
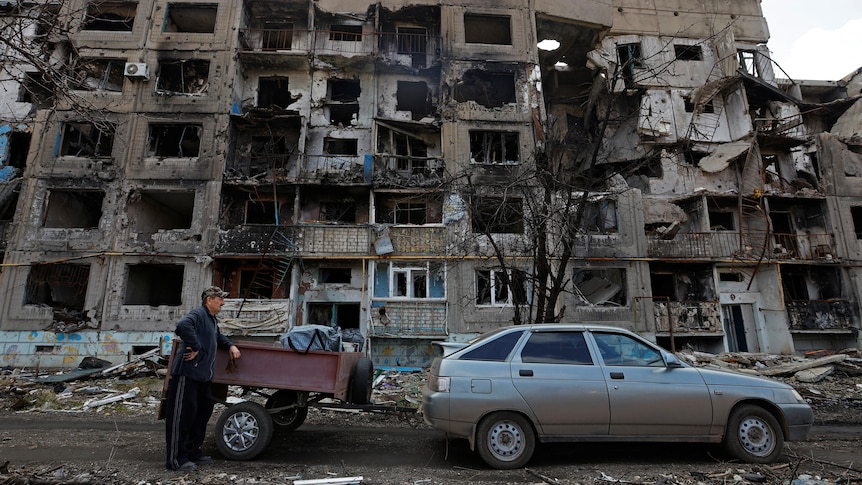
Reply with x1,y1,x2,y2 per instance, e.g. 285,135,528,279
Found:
349,357,373,405
215,401,274,461
265,390,308,431
723,404,784,463
476,412,536,469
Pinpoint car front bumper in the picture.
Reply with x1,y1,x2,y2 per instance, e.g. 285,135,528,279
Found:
780,403,814,441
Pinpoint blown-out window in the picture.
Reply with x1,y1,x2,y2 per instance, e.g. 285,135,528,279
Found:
476,268,527,307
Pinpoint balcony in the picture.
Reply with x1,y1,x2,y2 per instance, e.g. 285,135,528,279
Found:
369,300,447,337
653,301,722,334
387,226,446,255
787,299,855,331
216,224,371,256
648,231,836,261
373,155,444,186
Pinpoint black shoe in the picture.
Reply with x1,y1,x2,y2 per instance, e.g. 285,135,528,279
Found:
170,461,197,472
192,455,213,465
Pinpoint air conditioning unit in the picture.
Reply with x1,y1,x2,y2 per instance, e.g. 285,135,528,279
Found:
124,62,149,80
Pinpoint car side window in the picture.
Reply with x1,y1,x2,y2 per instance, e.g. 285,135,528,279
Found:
593,332,663,367
521,331,593,365
459,330,524,361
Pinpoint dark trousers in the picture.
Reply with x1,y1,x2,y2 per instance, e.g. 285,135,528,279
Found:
165,375,214,469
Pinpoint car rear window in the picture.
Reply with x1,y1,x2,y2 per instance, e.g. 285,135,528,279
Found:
459,330,524,361
521,331,593,365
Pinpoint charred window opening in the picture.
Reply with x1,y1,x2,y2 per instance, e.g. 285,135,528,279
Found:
163,3,217,33
18,71,54,107
472,196,523,234
719,272,745,282
852,207,862,239
324,138,358,156
375,193,442,225
738,50,760,77
124,263,183,306
476,268,527,306
329,79,360,102
59,122,114,157
83,2,136,31
377,127,430,173
127,189,194,232
573,268,627,306
307,302,360,329
617,43,645,87
327,79,360,126
7,131,30,169
632,154,663,178
469,131,519,164
258,77,290,108
396,81,431,120
329,24,361,42
683,96,714,113
25,263,90,312
464,14,511,45
247,135,292,172
320,201,356,223
245,198,292,224
582,200,618,234
43,189,104,229
240,269,274,298
156,60,210,94
147,123,201,157
682,148,707,165
320,267,351,284
72,59,124,92
708,199,736,231
454,71,515,108
674,44,703,61
650,265,715,302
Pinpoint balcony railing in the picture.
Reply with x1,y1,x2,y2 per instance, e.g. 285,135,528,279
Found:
373,155,444,185
216,224,371,256
653,301,722,334
787,299,855,331
298,154,366,183
387,226,446,255
648,231,836,261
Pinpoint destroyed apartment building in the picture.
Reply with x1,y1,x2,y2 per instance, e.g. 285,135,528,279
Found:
0,0,861,369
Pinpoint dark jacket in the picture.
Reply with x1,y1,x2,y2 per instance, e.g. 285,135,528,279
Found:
170,305,235,382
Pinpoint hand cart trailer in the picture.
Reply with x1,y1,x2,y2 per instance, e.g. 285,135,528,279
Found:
160,340,414,460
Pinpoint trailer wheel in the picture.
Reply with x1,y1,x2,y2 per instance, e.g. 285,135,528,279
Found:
215,401,273,461
349,357,373,405
265,390,308,431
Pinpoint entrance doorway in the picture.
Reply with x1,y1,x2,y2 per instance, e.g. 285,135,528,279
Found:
722,304,760,352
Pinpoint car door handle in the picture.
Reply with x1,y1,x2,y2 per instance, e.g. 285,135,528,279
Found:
610,372,625,379
519,369,534,377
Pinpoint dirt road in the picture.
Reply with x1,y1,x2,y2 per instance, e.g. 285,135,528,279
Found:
1,407,861,484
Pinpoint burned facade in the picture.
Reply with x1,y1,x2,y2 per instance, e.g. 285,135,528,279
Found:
0,0,860,368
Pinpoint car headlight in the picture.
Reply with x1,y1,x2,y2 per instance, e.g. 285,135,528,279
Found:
429,375,450,393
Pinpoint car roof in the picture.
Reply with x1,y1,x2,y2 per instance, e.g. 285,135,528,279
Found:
489,323,640,335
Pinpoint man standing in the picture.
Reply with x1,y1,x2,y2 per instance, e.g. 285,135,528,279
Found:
165,286,241,472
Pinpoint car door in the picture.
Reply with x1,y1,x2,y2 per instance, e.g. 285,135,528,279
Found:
590,330,713,437
511,330,610,436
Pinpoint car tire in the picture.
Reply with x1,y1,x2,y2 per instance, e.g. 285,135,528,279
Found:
215,401,274,461
476,411,536,469
349,357,373,405
723,404,784,463
265,390,308,431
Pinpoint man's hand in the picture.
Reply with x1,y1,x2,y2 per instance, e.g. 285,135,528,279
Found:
229,345,241,359
183,349,199,361
226,345,241,373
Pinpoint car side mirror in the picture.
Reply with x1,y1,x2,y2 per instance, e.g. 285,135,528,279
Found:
665,354,684,368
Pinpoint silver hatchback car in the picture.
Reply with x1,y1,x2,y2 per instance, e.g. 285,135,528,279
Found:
422,324,813,469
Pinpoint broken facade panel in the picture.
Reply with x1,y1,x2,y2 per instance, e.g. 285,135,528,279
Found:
0,0,861,368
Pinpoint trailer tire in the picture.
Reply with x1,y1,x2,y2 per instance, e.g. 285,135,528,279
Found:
350,357,373,405
265,390,308,431
215,401,273,461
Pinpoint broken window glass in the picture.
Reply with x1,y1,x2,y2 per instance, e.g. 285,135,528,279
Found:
156,60,210,95
573,268,627,306
82,1,136,31
464,14,511,45
59,122,114,157
472,196,524,234
147,123,202,157
469,131,519,164
476,268,527,306
72,59,125,92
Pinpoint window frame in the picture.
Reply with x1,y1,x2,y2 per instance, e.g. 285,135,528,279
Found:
476,268,528,307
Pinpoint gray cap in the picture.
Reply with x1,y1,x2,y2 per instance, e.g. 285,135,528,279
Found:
202,286,229,299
